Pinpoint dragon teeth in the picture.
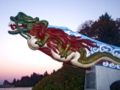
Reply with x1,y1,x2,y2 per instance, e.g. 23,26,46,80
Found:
18,23,22,26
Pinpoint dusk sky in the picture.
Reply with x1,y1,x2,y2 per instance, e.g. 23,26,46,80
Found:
0,0,120,84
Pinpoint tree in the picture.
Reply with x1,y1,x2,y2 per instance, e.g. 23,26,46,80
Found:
43,71,49,77
33,64,85,90
30,72,44,85
12,78,17,85
3,80,11,86
78,13,120,47
5,72,46,87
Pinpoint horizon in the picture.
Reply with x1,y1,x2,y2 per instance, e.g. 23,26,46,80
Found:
0,0,120,84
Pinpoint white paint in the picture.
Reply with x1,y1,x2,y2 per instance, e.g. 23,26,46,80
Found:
85,66,120,90
27,36,39,50
102,61,120,70
95,66,120,90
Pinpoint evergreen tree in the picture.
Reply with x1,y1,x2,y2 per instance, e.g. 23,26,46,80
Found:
78,13,120,47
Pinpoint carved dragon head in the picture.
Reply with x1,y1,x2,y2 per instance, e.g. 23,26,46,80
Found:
8,12,49,50
8,12,39,35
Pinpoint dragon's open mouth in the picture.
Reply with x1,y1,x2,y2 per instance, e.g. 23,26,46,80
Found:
9,21,27,30
8,21,27,34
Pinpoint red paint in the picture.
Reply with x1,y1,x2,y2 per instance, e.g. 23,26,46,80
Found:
9,24,16,30
28,22,98,58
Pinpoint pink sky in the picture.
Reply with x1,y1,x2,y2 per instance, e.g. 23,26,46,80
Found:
0,33,62,83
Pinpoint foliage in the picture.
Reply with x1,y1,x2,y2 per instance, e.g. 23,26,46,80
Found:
32,64,85,90
3,72,49,87
78,13,120,47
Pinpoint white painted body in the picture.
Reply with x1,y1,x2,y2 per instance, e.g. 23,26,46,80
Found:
27,36,120,68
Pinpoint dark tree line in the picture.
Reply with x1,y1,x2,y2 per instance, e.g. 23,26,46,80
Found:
78,13,120,47
3,71,50,87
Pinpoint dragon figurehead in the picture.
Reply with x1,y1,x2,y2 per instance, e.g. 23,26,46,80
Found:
8,12,120,68
8,12,48,50
8,12,39,34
